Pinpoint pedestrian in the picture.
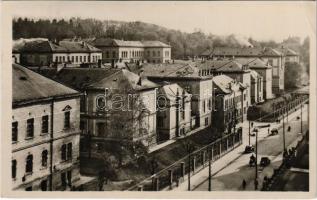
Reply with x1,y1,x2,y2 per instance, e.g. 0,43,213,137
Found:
242,179,247,190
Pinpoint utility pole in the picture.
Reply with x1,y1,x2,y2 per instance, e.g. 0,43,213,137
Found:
283,112,286,151
301,99,303,134
208,147,212,191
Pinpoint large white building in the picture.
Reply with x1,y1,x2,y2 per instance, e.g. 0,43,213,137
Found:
12,64,82,191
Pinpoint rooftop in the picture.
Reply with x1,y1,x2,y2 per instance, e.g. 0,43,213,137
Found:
211,46,283,57
234,58,272,69
159,83,190,102
195,60,250,73
275,46,299,56
213,74,242,94
92,38,170,48
13,64,80,105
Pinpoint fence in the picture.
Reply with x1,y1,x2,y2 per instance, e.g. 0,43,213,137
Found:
128,130,243,191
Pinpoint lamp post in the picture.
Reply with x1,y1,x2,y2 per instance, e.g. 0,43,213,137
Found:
208,147,212,191
248,120,251,146
300,98,303,134
187,142,194,191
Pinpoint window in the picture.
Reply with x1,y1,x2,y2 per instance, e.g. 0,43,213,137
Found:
153,51,156,57
243,94,246,101
41,150,48,167
42,115,49,134
157,51,160,56
67,170,72,186
112,51,116,58
12,160,17,179
97,123,106,136
26,119,34,138
12,122,18,142
71,56,74,62
75,56,78,63
84,56,86,63
40,180,47,191
61,144,67,161
157,116,164,127
61,143,72,161
61,172,67,188
208,98,212,110
26,154,33,173
64,111,70,129
106,51,109,58
203,100,206,113
205,117,208,126
80,56,82,62
67,143,72,160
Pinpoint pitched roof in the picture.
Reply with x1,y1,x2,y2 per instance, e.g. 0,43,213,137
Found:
195,60,249,73
234,58,272,69
250,70,262,80
19,40,68,53
261,47,283,57
159,83,190,102
92,38,170,48
212,47,263,57
59,41,101,53
213,75,241,94
139,63,205,80
200,49,213,56
141,41,171,48
32,67,119,90
88,69,158,91
13,64,80,104
275,46,299,56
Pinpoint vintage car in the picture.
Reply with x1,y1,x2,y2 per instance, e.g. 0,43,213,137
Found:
260,157,271,167
270,128,278,136
244,145,255,154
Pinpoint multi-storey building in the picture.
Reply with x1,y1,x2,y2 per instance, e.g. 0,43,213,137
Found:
12,64,81,191
195,60,250,120
207,46,284,95
156,83,191,142
235,58,273,100
131,62,213,130
92,38,171,64
212,75,245,134
276,46,299,63
16,40,102,67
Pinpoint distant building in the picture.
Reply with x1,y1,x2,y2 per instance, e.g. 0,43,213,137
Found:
212,75,245,134
234,58,273,100
275,46,299,63
156,83,191,142
206,46,285,95
131,62,213,130
195,60,250,120
12,64,82,191
92,38,171,64
16,40,102,67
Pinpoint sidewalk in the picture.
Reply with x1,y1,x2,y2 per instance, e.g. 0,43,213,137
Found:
169,103,307,191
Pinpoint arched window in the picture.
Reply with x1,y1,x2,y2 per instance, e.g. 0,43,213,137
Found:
26,154,33,173
41,150,48,167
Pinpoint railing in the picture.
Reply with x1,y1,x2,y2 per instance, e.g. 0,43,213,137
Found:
127,130,243,191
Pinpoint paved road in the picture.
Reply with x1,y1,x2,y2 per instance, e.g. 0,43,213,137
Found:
194,104,308,191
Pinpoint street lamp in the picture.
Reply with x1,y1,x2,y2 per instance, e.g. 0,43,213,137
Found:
208,146,212,191
254,129,258,190
187,142,195,191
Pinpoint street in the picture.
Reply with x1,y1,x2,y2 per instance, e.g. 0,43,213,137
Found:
192,103,308,191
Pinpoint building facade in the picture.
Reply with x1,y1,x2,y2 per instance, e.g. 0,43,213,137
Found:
156,83,191,142
92,38,171,64
16,40,102,67
250,70,264,104
12,64,81,191
212,75,245,134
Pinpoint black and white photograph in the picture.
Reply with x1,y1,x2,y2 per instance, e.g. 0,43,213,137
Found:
0,1,316,198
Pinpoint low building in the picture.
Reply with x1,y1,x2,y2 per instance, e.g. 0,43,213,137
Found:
195,60,250,120
156,83,191,142
92,38,171,64
212,75,245,134
130,62,213,130
17,40,102,67
12,64,82,191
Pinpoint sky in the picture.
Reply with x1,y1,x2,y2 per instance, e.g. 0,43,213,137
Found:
3,1,316,42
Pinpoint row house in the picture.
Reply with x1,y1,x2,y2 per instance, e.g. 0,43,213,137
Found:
12,64,82,191
212,75,245,134
235,58,273,100
156,83,191,142
132,63,213,130
205,46,285,95
195,60,250,121
92,38,171,64
15,40,102,67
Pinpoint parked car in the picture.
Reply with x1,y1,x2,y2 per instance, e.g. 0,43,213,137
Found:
244,145,255,154
270,128,278,136
260,157,271,167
